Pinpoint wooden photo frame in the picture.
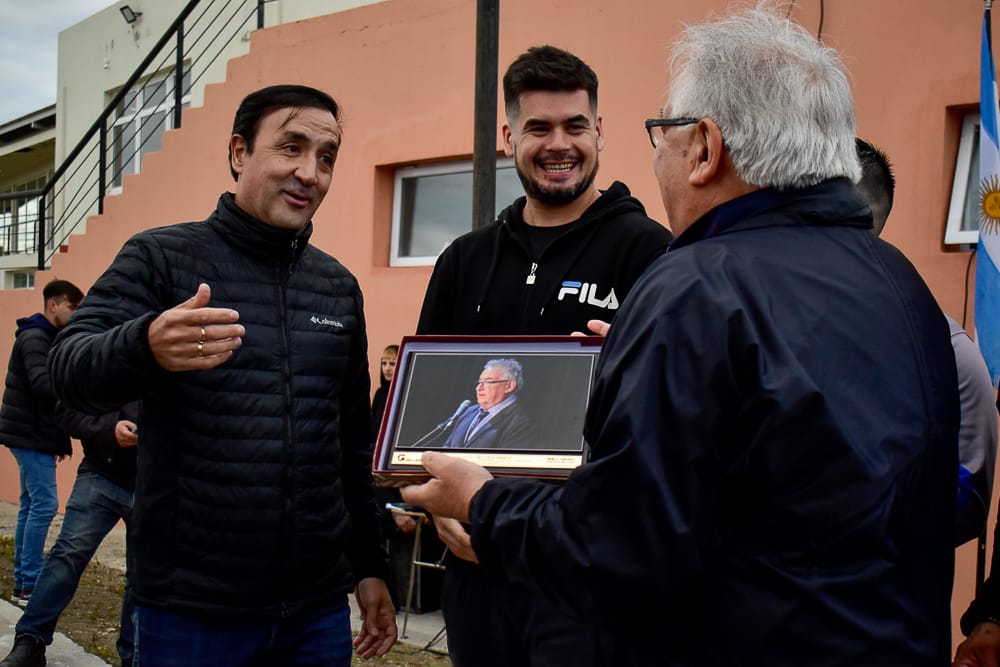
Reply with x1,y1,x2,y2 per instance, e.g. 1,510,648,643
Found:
373,335,603,486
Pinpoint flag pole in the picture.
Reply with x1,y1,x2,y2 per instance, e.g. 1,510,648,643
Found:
977,0,995,597
989,0,994,43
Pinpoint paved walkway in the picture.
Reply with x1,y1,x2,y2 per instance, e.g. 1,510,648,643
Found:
0,501,447,664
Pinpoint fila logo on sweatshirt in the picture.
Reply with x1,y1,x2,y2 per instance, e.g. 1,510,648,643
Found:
557,281,619,310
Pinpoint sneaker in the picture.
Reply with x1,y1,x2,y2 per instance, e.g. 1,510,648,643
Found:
8,588,20,604
15,589,31,608
0,634,45,667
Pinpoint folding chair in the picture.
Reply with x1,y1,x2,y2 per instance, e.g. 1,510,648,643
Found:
389,506,448,646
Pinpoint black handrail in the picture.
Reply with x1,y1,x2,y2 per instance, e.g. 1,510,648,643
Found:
41,0,203,198
31,0,270,271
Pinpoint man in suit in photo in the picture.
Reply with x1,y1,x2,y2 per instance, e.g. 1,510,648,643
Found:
442,359,536,450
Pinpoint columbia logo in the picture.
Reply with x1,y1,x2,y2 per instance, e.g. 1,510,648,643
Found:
311,316,344,328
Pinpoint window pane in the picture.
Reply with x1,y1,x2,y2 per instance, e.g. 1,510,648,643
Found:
143,78,167,110
396,162,525,261
112,121,138,186
495,166,522,215
117,90,139,118
400,170,475,258
141,110,166,156
963,127,981,233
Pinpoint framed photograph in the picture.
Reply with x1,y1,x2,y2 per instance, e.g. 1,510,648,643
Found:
373,335,603,486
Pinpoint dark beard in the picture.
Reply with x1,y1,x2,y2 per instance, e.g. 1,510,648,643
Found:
515,159,600,207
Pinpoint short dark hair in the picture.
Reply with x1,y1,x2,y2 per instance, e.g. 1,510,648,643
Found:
228,84,342,181
503,46,598,121
42,279,83,305
855,137,895,236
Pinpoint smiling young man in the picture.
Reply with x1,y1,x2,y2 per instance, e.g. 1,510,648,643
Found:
416,46,672,667
47,85,395,667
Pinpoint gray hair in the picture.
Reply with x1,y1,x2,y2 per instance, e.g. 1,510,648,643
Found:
483,358,524,392
667,4,861,189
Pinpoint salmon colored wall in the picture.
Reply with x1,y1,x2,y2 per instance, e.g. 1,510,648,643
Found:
0,0,994,651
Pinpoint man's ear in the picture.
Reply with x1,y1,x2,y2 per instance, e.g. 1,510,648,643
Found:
230,134,248,177
502,123,514,158
595,114,605,152
689,118,725,187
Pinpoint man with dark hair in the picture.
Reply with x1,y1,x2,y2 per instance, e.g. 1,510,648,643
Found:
0,278,82,611
0,401,139,667
856,137,996,547
47,84,395,666
417,45,672,666
855,137,896,236
407,8,958,665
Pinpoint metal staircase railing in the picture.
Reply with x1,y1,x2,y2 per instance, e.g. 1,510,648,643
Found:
16,0,270,272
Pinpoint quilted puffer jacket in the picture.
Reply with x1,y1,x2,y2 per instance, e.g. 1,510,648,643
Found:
0,312,71,456
49,193,386,618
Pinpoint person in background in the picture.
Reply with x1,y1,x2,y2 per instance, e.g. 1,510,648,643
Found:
0,402,140,667
0,279,83,608
371,344,398,439
855,137,997,546
405,6,959,664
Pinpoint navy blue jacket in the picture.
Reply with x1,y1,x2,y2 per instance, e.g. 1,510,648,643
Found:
48,193,385,619
470,180,959,666
0,313,71,456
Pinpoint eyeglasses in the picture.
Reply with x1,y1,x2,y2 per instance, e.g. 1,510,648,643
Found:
475,379,510,388
644,117,699,148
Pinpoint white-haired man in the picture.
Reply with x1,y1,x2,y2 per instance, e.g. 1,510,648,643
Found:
404,7,959,665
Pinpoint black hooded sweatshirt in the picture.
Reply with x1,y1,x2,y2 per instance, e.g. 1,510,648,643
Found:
417,181,672,335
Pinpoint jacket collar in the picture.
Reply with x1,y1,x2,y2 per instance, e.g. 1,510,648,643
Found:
669,178,871,252
209,193,312,264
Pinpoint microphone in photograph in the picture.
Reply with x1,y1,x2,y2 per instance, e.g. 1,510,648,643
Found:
440,399,472,430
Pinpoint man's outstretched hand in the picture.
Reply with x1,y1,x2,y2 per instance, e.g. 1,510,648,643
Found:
147,283,244,371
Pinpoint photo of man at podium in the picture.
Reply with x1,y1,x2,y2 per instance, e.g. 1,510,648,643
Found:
439,359,536,450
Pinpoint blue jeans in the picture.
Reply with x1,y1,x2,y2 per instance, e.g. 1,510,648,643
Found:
16,472,134,664
11,448,58,591
133,600,352,667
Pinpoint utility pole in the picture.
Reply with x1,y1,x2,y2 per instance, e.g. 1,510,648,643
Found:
471,0,499,230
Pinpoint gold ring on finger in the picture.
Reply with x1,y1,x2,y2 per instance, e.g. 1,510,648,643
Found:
197,341,205,357
200,326,206,343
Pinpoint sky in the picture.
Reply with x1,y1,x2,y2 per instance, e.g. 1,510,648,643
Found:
0,1,117,125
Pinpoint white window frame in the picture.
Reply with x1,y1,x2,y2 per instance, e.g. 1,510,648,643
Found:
945,113,981,246
6,270,35,290
109,70,191,192
390,158,519,267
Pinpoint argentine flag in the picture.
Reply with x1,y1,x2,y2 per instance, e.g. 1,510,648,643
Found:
975,5,1000,386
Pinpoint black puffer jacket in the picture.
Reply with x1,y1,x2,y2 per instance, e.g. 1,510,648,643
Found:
55,401,139,492
0,313,71,456
49,193,386,618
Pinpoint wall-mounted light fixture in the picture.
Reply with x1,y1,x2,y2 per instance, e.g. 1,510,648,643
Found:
119,5,142,25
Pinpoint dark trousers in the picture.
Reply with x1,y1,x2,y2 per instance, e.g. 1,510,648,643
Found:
133,600,352,667
441,558,611,667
